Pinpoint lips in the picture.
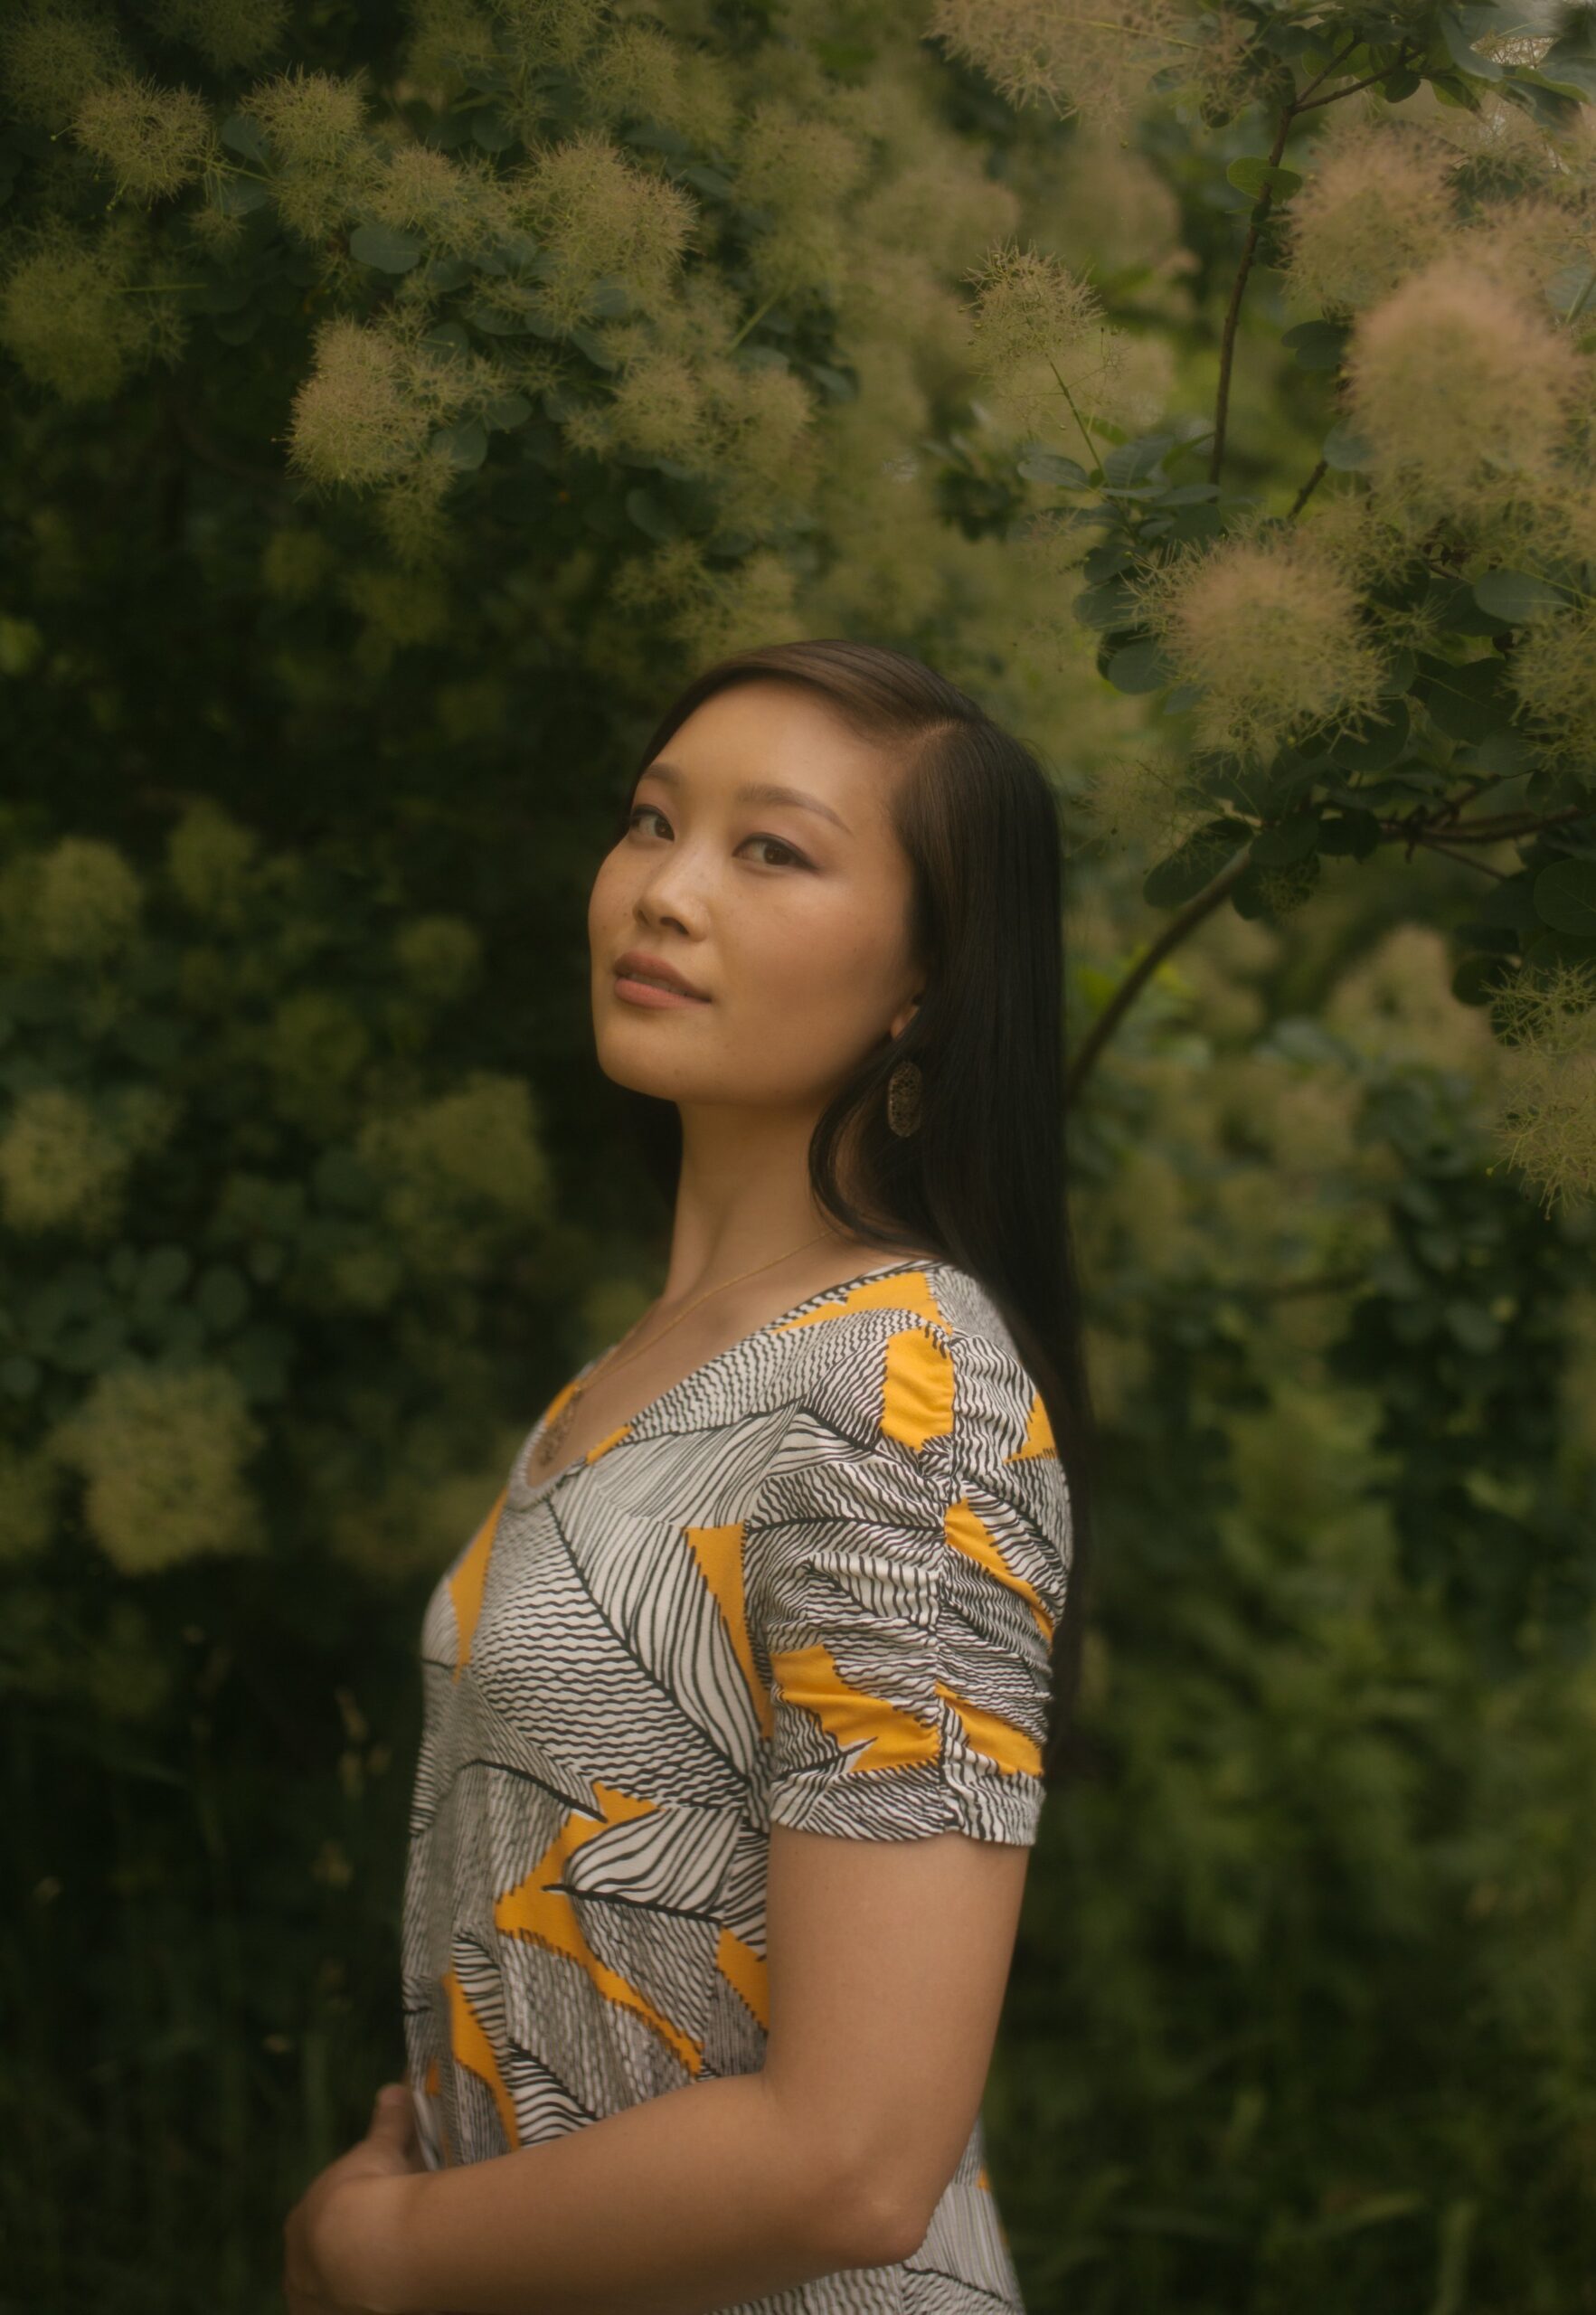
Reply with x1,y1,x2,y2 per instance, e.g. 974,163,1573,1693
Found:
612,950,711,1000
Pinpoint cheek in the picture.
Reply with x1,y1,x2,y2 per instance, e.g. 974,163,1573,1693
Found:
735,887,904,1044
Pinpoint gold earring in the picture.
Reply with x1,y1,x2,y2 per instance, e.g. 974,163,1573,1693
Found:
886,1058,922,1137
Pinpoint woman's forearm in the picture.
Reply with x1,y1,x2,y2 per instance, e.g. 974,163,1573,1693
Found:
328,2070,916,2315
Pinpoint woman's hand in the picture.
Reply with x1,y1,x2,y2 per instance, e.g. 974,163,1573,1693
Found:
283,2082,430,2313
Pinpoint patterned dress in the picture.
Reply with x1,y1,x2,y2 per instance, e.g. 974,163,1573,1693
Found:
401,1255,1073,2311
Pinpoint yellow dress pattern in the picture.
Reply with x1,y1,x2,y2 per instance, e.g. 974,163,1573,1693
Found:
401,1258,1072,2310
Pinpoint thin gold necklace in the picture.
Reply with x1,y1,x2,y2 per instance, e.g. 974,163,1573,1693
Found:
533,1229,844,1472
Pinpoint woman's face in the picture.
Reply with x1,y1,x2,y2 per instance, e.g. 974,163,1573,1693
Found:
588,679,923,1113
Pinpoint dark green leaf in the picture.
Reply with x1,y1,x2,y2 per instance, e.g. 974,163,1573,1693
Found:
1452,920,1522,954
1475,873,1542,931
1533,855,1596,935
216,175,270,217
1472,567,1567,623
625,487,684,542
350,222,424,273
1081,538,1133,580
1452,951,1516,1005
1412,652,1516,741
432,418,487,470
1100,434,1176,488
1501,65,1587,128
1104,639,1174,693
464,301,543,336
1226,156,1305,198
1144,817,1252,905
1251,813,1320,866
220,113,266,163
1322,420,1374,470
679,163,735,199
1072,579,1141,630
1535,8,1596,99
1280,319,1350,371
482,392,534,431
807,363,855,402
423,255,473,293
1439,8,1506,78
1017,450,1093,487
585,275,632,319
626,119,693,155
1378,648,1417,698
1327,702,1410,774
569,326,619,370
1317,808,1383,858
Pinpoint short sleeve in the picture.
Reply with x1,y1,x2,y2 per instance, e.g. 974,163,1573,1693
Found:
747,1314,1072,1847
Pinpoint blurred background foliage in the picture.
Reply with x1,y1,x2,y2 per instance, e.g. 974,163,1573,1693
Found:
2,0,1594,2307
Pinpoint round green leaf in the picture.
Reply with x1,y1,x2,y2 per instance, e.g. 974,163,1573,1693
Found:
1412,653,1515,742
1317,808,1382,858
421,322,472,361
1328,702,1410,774
1532,855,1596,936
1452,952,1515,1006
1475,871,1541,931
1226,156,1304,198
216,176,270,217
1144,817,1251,906
1322,420,1374,471
482,392,534,431
1439,8,1506,80
1471,567,1566,623
1072,578,1140,631
1250,813,1320,866
1017,450,1093,487
432,418,488,471
220,113,266,163
625,487,684,543
1163,681,1206,713
1280,319,1348,371
349,222,423,272
1104,640,1172,694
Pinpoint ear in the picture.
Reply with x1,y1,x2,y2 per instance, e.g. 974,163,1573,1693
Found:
888,997,921,1041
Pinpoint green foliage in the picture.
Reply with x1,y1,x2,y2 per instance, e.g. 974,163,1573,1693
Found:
0,807,554,1587
1,2,1592,2310
993,1055,1596,2312
955,0,1596,1199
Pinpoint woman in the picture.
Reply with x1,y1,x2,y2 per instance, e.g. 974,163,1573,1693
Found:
286,638,1094,2313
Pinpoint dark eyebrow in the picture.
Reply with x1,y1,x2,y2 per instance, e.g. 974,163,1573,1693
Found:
641,758,852,836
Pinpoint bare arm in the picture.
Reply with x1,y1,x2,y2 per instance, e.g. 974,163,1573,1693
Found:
323,1822,1032,2315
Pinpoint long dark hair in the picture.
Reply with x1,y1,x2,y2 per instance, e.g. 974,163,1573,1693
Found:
603,638,1096,1787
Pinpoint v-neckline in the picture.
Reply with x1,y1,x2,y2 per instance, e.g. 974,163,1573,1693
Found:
509,1256,937,1508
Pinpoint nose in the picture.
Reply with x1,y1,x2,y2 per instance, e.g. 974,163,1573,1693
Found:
632,841,712,937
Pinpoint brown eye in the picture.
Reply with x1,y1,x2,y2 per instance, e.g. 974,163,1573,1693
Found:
742,834,807,868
